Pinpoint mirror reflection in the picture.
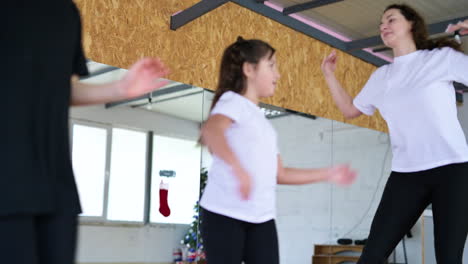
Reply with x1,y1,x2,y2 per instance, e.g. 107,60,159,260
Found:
71,61,204,263
71,62,468,264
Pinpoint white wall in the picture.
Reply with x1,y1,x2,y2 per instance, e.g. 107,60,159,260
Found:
422,95,468,263
270,115,423,264
72,94,468,264
71,104,200,264
272,97,468,263
424,214,468,264
77,224,187,263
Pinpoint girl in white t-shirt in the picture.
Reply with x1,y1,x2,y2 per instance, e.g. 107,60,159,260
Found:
199,37,357,264
321,4,468,263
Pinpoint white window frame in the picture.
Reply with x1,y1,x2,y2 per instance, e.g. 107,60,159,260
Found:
70,119,201,227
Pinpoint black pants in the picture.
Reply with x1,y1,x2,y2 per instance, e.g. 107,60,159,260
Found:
358,162,468,264
200,208,279,264
0,213,78,264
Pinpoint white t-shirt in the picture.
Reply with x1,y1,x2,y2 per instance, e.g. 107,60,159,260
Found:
354,47,468,172
200,91,279,223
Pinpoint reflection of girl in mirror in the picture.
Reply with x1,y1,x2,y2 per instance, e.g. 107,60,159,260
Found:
321,4,468,263
199,37,357,264
2,2,170,264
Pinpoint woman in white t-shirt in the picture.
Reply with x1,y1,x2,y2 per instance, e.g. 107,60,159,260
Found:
321,4,468,263
199,37,357,264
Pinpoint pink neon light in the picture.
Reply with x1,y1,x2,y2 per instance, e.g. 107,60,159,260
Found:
263,1,393,62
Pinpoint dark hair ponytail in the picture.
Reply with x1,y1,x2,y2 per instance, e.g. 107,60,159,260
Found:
385,4,462,52
210,37,275,110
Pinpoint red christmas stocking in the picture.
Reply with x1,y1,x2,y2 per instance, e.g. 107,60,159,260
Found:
159,181,171,217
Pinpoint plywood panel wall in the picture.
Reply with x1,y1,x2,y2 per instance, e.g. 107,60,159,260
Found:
74,0,388,132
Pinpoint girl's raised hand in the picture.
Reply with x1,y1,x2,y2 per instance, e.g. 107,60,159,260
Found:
321,50,338,77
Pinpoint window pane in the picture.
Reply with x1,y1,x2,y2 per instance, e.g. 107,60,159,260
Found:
72,124,107,217
150,135,201,224
107,128,147,222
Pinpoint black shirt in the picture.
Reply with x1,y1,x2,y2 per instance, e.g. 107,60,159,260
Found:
2,0,88,216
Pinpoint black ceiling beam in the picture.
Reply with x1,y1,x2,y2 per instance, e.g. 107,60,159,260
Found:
371,46,388,53
426,16,468,35
105,84,194,108
346,15,468,51
80,66,119,80
283,0,344,15
456,91,464,104
170,0,229,30
454,83,465,104
231,0,388,66
454,82,468,92
372,33,467,53
131,91,203,108
346,35,382,52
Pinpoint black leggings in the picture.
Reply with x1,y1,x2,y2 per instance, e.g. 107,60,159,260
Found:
0,213,78,264
358,162,468,264
200,208,279,264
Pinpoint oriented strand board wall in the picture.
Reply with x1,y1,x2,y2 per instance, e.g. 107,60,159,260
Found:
75,0,387,132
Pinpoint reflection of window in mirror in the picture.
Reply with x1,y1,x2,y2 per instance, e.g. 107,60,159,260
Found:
70,60,204,225
150,135,201,224
107,128,147,222
71,122,107,217
72,122,149,222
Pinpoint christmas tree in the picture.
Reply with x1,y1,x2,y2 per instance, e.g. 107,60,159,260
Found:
180,167,208,261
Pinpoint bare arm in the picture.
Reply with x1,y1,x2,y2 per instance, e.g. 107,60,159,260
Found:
201,115,243,170
277,156,330,184
200,114,251,199
71,58,170,106
71,77,124,106
321,51,363,119
277,155,356,186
